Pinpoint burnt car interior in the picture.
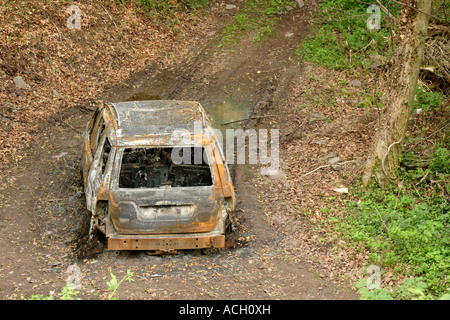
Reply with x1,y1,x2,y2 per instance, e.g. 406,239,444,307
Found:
119,147,213,188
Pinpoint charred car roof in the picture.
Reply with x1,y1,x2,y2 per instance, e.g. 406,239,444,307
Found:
108,100,209,147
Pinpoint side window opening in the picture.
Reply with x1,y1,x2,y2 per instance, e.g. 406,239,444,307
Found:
101,138,111,175
95,117,105,152
88,109,100,154
119,147,213,189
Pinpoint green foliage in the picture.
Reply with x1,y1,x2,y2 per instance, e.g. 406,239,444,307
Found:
107,269,135,300
357,277,450,300
58,285,82,300
355,279,393,300
331,145,450,298
138,0,209,10
22,269,135,300
298,28,346,69
137,0,210,22
430,146,450,175
138,0,177,11
413,85,446,111
296,0,399,70
219,0,293,47
23,284,81,300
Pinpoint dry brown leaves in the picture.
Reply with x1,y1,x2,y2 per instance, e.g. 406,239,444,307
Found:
0,0,221,163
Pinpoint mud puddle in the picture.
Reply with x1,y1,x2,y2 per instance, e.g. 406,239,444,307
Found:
123,90,252,134
206,96,252,132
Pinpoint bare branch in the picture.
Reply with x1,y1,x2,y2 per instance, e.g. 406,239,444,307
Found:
376,0,399,23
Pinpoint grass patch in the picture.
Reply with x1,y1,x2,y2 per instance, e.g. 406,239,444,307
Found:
295,0,400,70
218,0,293,47
137,0,210,23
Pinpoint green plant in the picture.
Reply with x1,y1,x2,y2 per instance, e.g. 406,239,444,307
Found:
58,285,82,300
355,279,394,300
413,85,445,111
106,269,135,300
22,269,135,300
23,284,80,300
356,277,450,300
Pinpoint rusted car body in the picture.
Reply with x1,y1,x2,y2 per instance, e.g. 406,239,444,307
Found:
81,100,235,251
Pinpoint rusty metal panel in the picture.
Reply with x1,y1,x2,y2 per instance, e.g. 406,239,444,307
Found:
111,100,201,138
107,234,225,250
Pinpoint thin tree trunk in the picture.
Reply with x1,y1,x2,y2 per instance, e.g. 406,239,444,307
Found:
362,0,433,188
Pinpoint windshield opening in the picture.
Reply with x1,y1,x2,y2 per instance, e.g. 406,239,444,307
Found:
118,147,213,188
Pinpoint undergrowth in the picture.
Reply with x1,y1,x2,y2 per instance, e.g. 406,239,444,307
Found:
23,269,134,300
295,0,400,70
137,0,210,26
331,135,449,299
297,0,449,300
218,0,294,47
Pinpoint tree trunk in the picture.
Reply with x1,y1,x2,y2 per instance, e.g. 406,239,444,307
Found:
362,0,433,188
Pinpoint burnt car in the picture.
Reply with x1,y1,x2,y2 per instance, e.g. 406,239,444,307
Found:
81,100,235,251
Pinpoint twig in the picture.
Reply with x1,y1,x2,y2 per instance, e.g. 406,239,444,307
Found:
404,120,450,152
300,160,357,178
388,0,443,21
100,4,118,29
428,56,450,84
375,0,399,24
300,165,330,178
62,119,83,133
220,115,275,125
415,170,429,186
51,21,63,41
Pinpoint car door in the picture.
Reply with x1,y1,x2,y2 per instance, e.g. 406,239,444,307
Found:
83,107,102,185
85,132,112,213
213,139,234,201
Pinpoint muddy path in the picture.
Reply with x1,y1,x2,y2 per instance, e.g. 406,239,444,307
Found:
0,4,358,300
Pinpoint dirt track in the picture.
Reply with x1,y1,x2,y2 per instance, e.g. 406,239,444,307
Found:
0,3,358,300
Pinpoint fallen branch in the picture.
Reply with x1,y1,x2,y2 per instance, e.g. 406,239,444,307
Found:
428,56,450,84
62,119,83,134
300,160,357,178
404,120,450,152
220,115,275,125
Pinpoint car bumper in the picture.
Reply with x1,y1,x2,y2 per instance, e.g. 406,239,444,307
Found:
107,232,225,251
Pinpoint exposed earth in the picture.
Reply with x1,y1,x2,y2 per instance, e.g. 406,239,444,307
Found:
0,2,364,300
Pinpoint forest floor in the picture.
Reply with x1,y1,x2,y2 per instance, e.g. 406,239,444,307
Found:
0,0,404,300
